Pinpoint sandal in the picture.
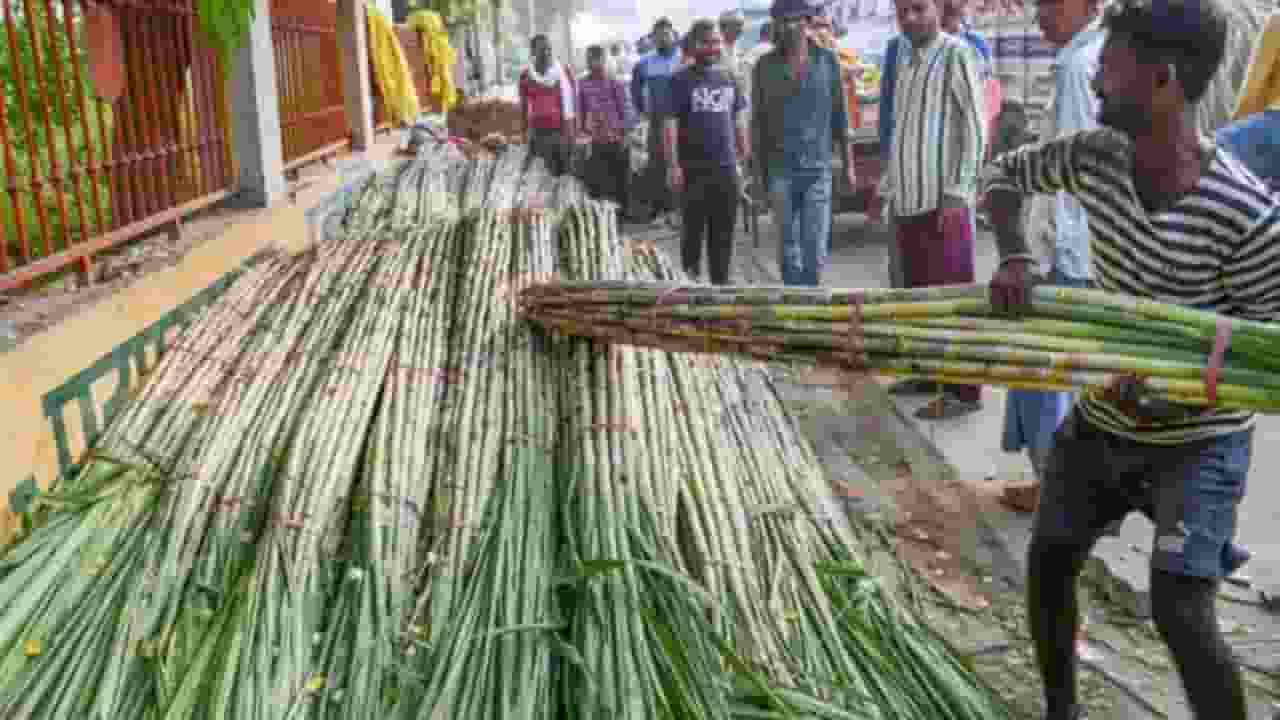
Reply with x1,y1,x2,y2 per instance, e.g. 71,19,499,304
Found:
1000,482,1039,513
887,378,939,396
914,394,982,421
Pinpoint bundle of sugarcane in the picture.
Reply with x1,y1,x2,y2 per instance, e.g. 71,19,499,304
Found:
483,145,532,211
199,219,420,719
0,150,1009,720
309,221,464,719
387,145,465,222
0,152,464,719
625,242,1010,719
553,201,691,719
145,164,471,719
521,282,1280,413
142,224,402,720
395,211,561,718
0,251,309,717
408,210,515,633
446,97,524,143
460,155,498,214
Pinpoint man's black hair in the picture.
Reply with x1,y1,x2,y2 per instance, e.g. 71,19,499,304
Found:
688,17,718,44
587,44,605,59
531,33,550,48
654,16,674,30
1101,0,1227,104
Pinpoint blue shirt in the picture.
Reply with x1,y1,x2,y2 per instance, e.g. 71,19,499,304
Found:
1044,21,1104,281
1217,110,1280,193
879,29,991,163
630,49,683,116
665,65,747,171
750,46,850,177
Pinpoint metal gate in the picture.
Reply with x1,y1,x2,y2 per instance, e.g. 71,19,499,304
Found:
0,0,234,290
271,0,349,169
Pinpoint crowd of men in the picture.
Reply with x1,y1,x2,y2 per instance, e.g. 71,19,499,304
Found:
513,1,1280,718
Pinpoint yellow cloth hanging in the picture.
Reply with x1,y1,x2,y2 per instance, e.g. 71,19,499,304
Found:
367,5,421,125
407,10,458,113
1232,12,1280,120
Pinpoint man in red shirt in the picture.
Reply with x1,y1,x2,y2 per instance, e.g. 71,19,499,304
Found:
519,34,576,176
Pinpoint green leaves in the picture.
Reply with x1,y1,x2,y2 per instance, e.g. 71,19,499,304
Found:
196,0,259,57
7,477,39,517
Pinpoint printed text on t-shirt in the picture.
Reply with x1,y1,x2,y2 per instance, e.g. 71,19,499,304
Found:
692,87,735,113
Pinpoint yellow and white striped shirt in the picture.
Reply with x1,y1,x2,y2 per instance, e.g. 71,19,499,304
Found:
886,33,987,217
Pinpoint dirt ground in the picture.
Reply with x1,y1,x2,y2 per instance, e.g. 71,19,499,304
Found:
778,366,1280,719
0,202,247,346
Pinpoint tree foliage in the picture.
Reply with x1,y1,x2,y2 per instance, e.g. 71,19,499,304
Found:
407,0,485,26
195,0,259,57
0,2,93,155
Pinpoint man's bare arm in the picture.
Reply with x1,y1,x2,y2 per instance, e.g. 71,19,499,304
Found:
663,117,679,169
987,188,1034,261
735,115,750,162
840,137,856,188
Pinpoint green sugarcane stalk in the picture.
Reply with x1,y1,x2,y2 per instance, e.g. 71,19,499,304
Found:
541,309,1280,393
527,305,1280,413
522,280,1280,376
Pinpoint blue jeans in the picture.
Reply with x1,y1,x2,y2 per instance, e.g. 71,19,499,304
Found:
769,170,832,286
1037,410,1252,579
1002,269,1093,467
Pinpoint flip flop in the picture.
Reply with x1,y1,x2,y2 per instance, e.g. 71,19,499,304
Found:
914,395,982,421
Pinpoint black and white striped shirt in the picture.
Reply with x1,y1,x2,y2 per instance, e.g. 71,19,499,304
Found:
983,127,1280,444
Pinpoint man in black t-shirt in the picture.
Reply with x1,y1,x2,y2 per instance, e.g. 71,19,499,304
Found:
661,18,749,285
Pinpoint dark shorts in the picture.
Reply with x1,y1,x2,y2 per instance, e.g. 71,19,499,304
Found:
1036,410,1252,580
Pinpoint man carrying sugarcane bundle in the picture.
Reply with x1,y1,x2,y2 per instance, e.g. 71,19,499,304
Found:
983,0,1280,717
